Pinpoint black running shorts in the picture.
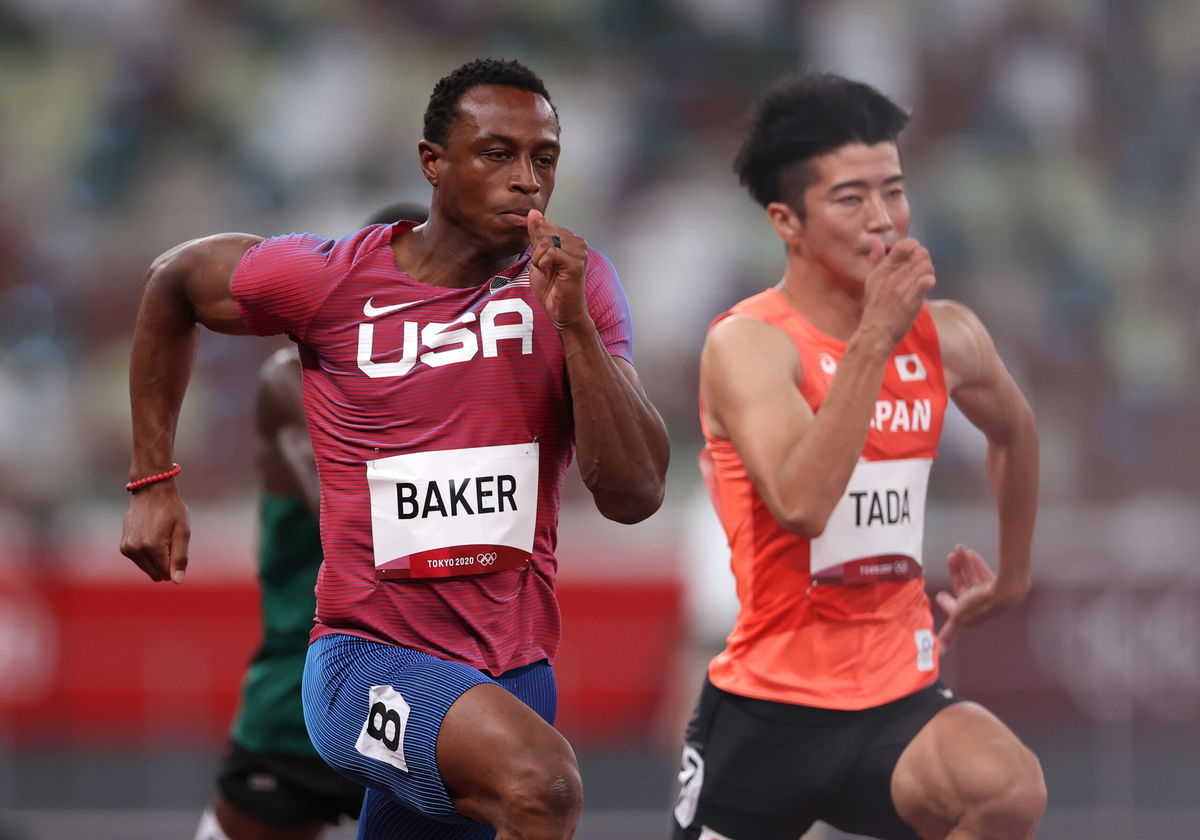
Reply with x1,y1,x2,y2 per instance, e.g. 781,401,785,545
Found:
671,678,963,840
217,740,365,828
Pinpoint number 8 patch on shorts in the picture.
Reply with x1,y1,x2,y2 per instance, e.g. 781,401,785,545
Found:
356,685,412,772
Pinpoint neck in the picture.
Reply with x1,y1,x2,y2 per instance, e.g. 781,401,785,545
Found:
392,217,523,288
776,256,864,342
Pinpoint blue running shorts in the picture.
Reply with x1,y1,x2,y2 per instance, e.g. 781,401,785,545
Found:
303,633,557,839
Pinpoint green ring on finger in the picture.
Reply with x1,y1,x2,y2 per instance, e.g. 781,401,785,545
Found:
552,235,561,248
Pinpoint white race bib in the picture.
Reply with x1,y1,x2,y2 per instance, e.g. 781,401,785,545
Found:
366,442,539,578
810,457,931,583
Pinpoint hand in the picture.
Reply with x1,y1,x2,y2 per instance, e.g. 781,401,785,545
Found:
859,236,936,349
526,209,589,330
934,544,1008,649
120,482,191,584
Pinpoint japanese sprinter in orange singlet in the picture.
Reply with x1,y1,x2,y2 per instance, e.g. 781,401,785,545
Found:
672,74,1045,840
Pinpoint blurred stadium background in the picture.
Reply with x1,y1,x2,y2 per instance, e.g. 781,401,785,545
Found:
0,0,1197,837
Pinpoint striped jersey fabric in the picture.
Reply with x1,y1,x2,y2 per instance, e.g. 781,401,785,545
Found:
231,221,634,675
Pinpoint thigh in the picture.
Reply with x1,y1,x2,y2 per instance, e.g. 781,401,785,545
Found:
890,699,1042,839
436,662,577,826
823,683,961,840
358,788,496,840
670,680,826,840
302,634,494,827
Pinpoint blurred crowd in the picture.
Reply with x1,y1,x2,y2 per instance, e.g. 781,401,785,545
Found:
1,0,1197,549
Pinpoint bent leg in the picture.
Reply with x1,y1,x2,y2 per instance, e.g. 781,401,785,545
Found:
891,702,1046,840
438,682,582,840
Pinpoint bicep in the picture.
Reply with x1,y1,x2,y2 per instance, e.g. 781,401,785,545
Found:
702,318,812,493
163,234,261,336
935,301,1034,443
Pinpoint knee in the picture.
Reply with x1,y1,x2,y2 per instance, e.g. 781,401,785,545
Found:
972,744,1047,835
500,752,583,829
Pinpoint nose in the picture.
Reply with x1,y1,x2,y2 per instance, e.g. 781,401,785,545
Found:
865,193,893,234
510,155,540,195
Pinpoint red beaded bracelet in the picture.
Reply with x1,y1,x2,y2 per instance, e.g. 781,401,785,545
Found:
126,463,182,492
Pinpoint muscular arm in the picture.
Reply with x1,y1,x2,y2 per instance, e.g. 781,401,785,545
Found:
524,210,668,524
704,238,936,536
557,325,669,523
257,348,320,517
702,316,894,536
121,233,260,582
932,300,1038,611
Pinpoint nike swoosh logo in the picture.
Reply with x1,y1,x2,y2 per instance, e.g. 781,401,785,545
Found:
363,297,424,318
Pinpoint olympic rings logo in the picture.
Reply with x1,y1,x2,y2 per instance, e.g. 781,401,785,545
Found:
477,552,497,566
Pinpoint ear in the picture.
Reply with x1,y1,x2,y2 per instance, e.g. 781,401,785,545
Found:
765,200,803,244
418,140,442,187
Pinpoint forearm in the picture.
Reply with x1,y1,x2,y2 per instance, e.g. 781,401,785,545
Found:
129,266,201,478
559,319,669,523
986,412,1039,603
772,327,892,534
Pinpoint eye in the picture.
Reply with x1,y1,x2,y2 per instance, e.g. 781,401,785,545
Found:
887,187,906,199
535,155,556,167
482,150,510,161
837,195,863,206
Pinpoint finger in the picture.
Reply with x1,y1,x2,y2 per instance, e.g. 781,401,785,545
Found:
935,589,957,617
128,549,165,582
886,238,918,263
121,526,167,581
938,617,960,649
959,546,994,586
170,521,190,584
869,235,886,266
946,547,967,593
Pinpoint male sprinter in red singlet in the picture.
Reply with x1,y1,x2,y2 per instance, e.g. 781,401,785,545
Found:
671,74,1045,840
120,58,669,840
196,204,428,840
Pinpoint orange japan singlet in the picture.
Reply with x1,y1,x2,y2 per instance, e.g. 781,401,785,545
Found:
703,288,948,710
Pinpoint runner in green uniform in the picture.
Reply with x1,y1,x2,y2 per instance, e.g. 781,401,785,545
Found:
196,204,428,840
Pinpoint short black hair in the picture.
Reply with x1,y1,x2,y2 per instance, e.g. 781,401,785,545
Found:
364,201,429,227
734,73,910,211
423,58,556,146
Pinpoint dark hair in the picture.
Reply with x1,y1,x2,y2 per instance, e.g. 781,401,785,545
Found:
423,58,556,146
364,201,429,227
734,73,909,211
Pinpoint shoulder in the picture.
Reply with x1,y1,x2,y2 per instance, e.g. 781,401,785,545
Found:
583,246,620,283
241,226,390,274
928,299,997,386
704,313,800,374
259,347,302,385
928,298,983,330
151,232,263,277
256,348,304,433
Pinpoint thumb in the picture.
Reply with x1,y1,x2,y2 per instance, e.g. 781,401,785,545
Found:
170,520,189,585
526,209,544,236
868,235,886,266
